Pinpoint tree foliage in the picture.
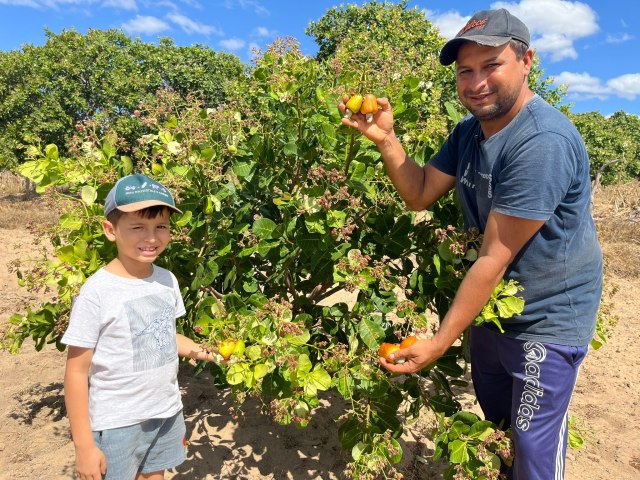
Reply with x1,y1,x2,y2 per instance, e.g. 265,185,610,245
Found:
570,110,640,184
0,29,244,169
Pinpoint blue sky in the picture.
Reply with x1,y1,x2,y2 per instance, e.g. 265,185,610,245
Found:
0,0,638,116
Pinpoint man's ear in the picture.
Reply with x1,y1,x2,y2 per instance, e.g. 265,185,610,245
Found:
522,48,534,75
102,220,117,242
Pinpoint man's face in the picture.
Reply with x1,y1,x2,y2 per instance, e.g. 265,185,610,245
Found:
455,42,532,123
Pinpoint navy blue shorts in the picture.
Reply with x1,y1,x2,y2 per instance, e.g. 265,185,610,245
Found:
470,326,588,480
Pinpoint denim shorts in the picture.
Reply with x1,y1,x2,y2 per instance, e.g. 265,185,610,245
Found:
93,410,186,479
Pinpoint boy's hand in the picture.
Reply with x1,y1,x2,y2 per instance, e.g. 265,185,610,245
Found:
339,95,396,146
74,444,106,480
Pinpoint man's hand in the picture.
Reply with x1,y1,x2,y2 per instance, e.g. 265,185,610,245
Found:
379,338,443,374
339,95,395,146
74,444,107,480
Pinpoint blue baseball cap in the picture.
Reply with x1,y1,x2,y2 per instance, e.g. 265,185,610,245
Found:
104,174,182,216
439,9,530,66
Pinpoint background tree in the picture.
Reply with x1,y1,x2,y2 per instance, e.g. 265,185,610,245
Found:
570,110,640,185
0,29,244,170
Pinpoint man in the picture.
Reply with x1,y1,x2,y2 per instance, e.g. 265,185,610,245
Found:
340,8,602,480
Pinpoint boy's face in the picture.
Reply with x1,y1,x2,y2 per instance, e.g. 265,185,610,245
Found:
102,208,172,269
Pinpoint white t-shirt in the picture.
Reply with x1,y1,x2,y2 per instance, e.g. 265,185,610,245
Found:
62,265,186,431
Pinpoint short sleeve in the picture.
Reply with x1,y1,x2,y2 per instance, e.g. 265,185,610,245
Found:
171,273,186,318
61,293,102,348
491,132,576,220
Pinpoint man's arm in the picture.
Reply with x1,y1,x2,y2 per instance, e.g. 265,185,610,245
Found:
341,97,455,210
382,211,545,373
64,346,107,480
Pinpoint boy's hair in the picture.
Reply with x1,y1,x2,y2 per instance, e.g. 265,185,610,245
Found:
106,205,171,225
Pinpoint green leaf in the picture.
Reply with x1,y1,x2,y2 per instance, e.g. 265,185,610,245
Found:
59,213,84,230
253,363,269,380
252,217,277,239
227,362,250,385
338,417,361,451
285,329,311,346
80,185,97,206
448,439,470,464
44,144,59,160
496,296,525,318
120,155,134,174
159,130,173,144
352,441,367,461
283,141,298,156
175,210,192,227
388,437,403,464
233,161,252,178
167,141,182,153
245,345,262,360
336,370,355,398
304,367,331,396
358,317,385,349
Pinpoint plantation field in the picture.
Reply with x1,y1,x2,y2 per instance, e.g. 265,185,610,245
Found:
0,178,638,479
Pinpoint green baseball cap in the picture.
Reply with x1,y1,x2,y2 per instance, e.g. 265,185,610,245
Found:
104,174,182,216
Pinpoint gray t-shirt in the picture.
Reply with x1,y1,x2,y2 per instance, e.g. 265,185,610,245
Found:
62,265,186,431
430,95,602,346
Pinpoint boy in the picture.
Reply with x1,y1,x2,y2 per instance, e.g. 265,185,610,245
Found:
62,173,216,480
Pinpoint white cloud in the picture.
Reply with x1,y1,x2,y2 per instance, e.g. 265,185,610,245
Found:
426,0,599,63
605,33,634,44
0,0,137,8
104,0,136,10
224,0,269,17
121,15,169,35
219,38,245,51
554,72,640,101
493,0,599,61
423,9,468,39
166,12,221,36
607,74,640,100
0,0,41,6
254,26,277,38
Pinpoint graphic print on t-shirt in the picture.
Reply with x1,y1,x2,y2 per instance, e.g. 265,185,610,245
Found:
125,294,177,371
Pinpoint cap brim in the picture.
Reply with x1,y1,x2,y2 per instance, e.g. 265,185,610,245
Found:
116,200,182,214
439,35,511,66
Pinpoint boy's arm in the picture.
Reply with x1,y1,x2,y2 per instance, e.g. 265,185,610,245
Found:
177,333,218,362
64,346,107,479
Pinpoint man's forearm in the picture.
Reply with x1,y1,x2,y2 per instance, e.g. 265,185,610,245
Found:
376,133,429,210
431,255,508,354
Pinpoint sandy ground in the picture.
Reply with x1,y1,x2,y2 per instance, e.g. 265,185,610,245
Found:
1,193,639,479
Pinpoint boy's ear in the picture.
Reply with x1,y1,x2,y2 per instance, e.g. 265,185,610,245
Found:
102,220,117,242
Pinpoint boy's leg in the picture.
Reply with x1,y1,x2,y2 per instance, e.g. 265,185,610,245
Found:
137,471,164,480
471,326,587,480
94,423,148,479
